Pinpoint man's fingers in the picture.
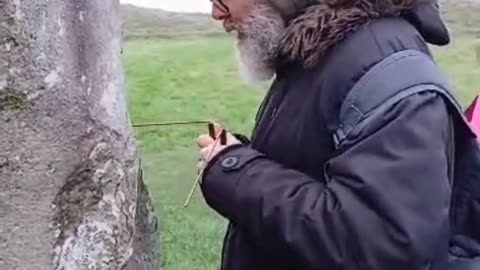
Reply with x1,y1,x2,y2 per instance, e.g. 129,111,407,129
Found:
199,146,211,157
197,134,214,148
199,144,221,163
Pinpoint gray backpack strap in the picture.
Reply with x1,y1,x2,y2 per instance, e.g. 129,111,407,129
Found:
334,49,470,149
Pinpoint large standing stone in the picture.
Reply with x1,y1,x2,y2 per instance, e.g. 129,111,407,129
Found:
0,0,160,269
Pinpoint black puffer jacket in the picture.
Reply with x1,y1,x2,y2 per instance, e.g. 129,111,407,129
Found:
201,3,456,270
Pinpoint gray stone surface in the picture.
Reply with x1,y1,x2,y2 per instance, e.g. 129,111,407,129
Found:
124,163,161,270
0,0,160,269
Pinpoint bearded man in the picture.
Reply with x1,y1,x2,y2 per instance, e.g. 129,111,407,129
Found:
195,1,467,269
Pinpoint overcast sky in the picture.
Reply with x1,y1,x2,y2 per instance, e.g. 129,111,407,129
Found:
120,0,211,13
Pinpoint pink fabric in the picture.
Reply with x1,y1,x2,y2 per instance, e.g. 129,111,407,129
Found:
465,95,480,138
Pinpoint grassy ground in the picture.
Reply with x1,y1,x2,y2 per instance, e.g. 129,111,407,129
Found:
124,37,262,270
123,35,480,270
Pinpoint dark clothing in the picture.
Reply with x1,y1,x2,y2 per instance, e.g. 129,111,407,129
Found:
201,11,455,270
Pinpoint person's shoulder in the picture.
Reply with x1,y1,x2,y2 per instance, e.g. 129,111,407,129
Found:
314,17,434,131
319,16,430,80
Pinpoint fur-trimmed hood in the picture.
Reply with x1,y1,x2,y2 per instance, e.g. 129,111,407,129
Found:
278,1,450,67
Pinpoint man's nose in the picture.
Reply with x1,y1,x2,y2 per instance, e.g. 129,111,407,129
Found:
211,5,229,21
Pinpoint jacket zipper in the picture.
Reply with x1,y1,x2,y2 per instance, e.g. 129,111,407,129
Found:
252,79,288,148
220,223,234,270
218,86,276,270
252,75,288,136
255,89,287,148
219,78,287,270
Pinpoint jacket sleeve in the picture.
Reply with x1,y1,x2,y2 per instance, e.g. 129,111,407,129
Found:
200,92,453,270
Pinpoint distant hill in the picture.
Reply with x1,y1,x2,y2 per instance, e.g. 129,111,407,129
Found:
120,1,480,39
441,0,480,36
120,4,222,39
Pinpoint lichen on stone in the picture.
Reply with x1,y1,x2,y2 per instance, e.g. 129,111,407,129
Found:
0,91,27,112
52,139,137,270
53,163,103,230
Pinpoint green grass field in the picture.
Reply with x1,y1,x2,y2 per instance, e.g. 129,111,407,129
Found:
123,35,480,270
124,37,262,270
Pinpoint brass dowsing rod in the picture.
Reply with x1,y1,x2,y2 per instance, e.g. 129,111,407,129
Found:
184,129,225,208
131,120,225,208
131,120,213,128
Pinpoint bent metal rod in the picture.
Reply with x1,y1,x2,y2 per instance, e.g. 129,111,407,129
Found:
131,120,226,207
132,120,213,128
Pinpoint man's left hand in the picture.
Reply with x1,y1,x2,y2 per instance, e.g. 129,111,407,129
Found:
197,125,242,171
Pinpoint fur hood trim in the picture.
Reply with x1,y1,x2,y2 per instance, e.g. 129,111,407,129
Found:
278,1,449,67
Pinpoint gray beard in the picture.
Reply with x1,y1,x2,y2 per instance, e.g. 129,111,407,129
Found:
235,4,285,86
